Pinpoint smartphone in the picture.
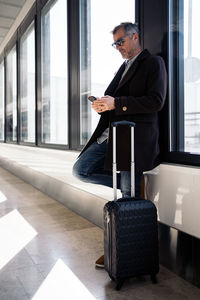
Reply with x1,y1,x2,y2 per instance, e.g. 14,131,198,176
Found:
88,96,97,102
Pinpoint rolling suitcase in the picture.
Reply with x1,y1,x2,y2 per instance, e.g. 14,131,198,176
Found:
104,120,159,290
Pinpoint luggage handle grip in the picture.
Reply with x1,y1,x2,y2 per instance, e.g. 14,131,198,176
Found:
112,121,136,128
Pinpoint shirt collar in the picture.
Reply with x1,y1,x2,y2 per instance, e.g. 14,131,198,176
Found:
126,51,141,66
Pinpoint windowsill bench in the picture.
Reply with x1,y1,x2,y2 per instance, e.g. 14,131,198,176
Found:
0,143,119,228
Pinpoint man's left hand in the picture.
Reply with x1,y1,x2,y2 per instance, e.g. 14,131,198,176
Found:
92,95,115,113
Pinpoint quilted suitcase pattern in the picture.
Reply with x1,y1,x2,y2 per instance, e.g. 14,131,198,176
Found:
104,198,159,286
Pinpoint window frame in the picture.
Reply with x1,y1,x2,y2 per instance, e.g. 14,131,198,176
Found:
18,4,36,146
4,34,18,144
0,55,5,142
165,0,200,167
78,0,137,150
37,0,70,150
136,0,200,168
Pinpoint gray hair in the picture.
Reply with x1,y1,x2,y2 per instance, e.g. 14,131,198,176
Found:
112,22,139,36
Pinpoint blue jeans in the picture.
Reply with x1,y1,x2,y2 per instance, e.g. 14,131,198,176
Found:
72,141,142,198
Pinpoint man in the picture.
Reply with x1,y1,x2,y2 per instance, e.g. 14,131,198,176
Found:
73,22,167,267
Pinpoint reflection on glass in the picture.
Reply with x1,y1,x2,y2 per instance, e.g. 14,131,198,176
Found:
6,47,17,142
41,0,68,145
0,61,4,141
80,0,135,145
20,22,35,143
183,0,200,153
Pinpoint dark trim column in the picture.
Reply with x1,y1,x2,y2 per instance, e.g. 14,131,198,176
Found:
68,0,81,150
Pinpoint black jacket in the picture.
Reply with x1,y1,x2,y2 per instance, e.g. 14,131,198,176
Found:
80,49,167,172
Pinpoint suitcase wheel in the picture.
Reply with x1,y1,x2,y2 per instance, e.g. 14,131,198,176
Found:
150,274,157,284
115,279,124,291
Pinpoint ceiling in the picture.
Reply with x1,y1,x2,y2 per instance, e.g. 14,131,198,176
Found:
0,0,27,47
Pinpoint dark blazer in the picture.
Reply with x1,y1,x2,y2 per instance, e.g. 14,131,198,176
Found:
80,49,167,172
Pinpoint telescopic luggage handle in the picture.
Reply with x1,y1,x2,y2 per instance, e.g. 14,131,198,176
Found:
112,121,136,201
112,121,136,127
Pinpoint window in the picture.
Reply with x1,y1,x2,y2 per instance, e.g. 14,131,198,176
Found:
169,0,200,155
6,46,17,142
80,0,135,145
20,22,35,143
0,60,4,141
41,0,68,145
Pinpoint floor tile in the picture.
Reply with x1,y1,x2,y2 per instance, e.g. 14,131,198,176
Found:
14,265,45,298
25,227,104,264
0,268,28,300
0,249,35,272
0,287,29,300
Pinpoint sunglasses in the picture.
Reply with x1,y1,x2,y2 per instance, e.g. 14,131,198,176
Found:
112,36,126,48
112,33,136,49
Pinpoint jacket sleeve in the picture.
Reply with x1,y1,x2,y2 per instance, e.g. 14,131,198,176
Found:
114,56,167,115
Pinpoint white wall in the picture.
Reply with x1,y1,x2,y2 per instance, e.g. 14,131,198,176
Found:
145,163,200,239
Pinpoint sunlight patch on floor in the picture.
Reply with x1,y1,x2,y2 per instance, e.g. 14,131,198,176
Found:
0,209,37,269
32,259,96,300
0,190,7,203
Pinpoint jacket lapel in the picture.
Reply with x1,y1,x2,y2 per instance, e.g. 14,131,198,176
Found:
105,49,151,96
116,60,139,92
114,49,150,94
104,62,126,96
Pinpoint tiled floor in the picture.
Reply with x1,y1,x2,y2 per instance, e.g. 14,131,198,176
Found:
0,167,200,300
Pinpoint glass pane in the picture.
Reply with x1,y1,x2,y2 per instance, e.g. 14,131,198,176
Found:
41,0,68,145
0,60,4,141
184,0,200,153
6,46,17,142
170,0,200,154
80,0,135,145
20,22,35,143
